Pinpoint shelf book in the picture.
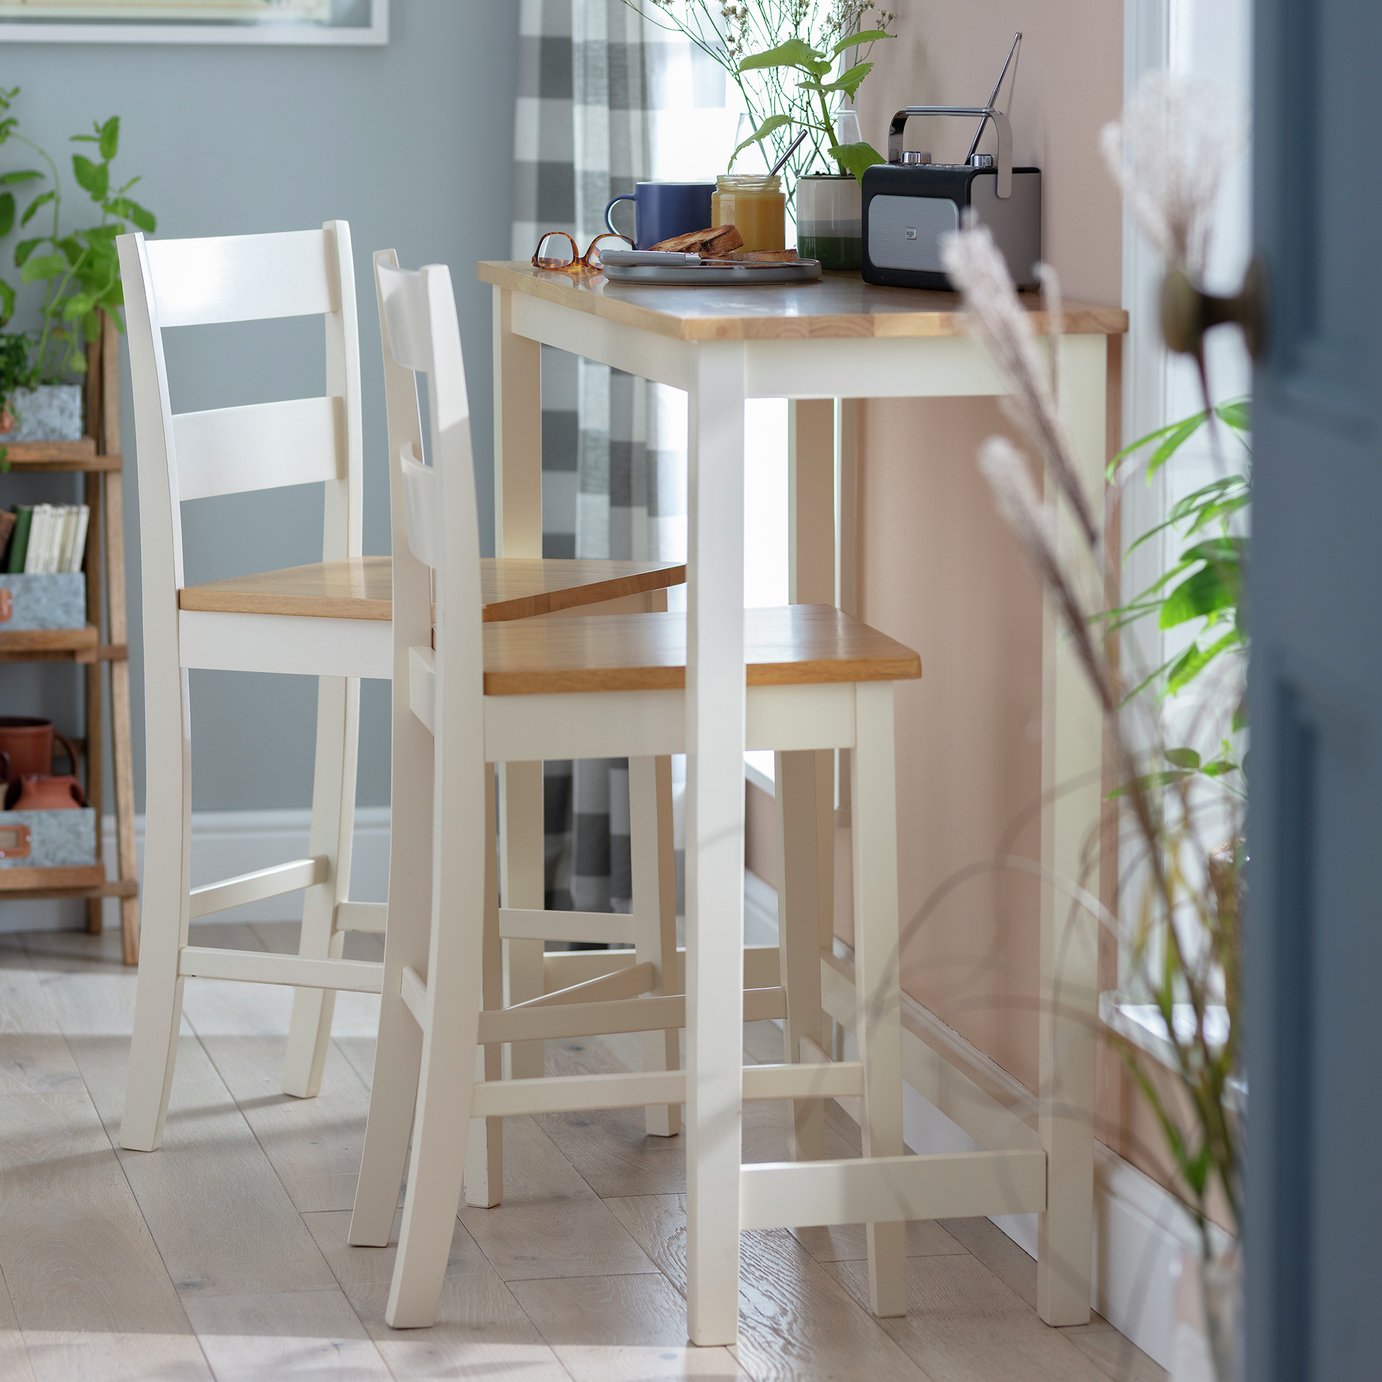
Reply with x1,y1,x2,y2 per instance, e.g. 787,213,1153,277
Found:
2,503,91,575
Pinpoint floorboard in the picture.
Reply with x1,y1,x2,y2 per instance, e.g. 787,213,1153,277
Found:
939,1217,1166,1382
0,1088,212,1381
607,1194,930,1382
1,927,1166,1381
180,1288,392,1381
182,955,379,1216
830,1254,1117,1382
30,931,341,1300
510,1273,746,1380
0,1256,37,1382
459,1115,659,1282
306,1207,570,1380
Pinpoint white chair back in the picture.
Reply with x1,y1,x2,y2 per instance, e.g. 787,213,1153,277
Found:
372,252,484,739
116,223,364,609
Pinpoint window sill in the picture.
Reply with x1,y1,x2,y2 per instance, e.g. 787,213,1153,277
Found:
1099,991,1245,1109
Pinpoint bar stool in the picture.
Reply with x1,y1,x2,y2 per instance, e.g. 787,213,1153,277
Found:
116,223,685,1152
348,254,922,1331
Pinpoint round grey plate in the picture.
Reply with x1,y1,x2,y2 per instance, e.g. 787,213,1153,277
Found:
603,259,823,286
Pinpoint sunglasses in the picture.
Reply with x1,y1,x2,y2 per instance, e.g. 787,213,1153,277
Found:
531,231,631,275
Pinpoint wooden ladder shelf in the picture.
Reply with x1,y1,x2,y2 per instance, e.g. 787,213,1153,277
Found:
1,315,140,963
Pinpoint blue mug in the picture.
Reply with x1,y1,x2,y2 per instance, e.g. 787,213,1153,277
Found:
604,181,716,250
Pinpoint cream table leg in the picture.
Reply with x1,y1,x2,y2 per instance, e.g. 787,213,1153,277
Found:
685,342,748,1348
492,286,546,1088
1036,333,1106,1326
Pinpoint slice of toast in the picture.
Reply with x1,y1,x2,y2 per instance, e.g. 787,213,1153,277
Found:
648,224,744,256
722,248,800,263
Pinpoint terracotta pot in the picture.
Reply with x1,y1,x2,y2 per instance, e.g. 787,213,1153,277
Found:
0,717,78,783
5,774,85,811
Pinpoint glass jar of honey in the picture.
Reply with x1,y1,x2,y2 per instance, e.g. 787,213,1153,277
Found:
711,174,786,253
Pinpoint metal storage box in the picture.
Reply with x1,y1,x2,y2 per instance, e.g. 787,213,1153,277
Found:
0,572,87,631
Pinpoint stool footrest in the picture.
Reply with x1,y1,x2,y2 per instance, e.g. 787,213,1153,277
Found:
178,946,383,993
739,1148,1048,1232
473,985,788,1047
499,907,638,945
189,856,326,919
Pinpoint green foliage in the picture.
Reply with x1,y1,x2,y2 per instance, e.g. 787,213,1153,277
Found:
618,3,894,189
735,32,892,180
0,326,37,466
0,87,156,383
1102,399,1252,791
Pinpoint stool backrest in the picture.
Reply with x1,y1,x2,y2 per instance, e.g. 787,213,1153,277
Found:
372,251,484,733
117,223,363,617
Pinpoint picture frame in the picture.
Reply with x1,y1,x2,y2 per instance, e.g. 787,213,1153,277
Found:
0,0,388,45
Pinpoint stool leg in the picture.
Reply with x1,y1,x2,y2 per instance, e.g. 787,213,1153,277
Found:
348,682,432,1248
464,770,505,1206
499,762,545,1081
775,750,828,1161
284,674,360,1099
385,762,489,1330
851,683,907,1318
119,667,192,1152
632,754,680,1136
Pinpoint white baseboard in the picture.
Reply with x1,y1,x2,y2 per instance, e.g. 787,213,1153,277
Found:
0,806,391,935
746,868,1194,1370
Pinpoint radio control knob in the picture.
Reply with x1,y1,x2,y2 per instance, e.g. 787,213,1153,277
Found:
899,149,932,165
968,152,995,168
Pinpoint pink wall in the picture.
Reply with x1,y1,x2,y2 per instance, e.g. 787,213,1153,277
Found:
750,0,1126,1095
861,0,1125,1089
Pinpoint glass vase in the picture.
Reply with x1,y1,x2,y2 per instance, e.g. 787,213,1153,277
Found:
1173,1248,1243,1382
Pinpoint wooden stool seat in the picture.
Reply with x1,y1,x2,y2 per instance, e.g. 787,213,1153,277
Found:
179,555,686,623
480,604,922,695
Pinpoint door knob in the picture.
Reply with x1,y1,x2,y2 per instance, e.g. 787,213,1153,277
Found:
1161,256,1268,362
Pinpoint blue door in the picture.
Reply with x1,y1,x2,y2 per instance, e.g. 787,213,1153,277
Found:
1246,3,1382,1378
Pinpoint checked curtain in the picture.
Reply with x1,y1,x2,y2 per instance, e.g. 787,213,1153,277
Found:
511,0,727,912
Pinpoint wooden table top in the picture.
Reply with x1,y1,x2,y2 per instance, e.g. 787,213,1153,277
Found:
478,261,1128,343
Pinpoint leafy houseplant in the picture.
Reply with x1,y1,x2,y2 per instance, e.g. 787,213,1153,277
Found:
0,84,156,445
731,29,891,181
735,32,892,270
1105,404,1250,717
0,329,36,466
621,2,899,266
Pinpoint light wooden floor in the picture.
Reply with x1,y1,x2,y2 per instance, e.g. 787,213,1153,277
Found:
0,921,1165,1382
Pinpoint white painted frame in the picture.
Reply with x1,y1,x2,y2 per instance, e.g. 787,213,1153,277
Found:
490,277,1113,1343
1116,0,1253,992
0,0,387,44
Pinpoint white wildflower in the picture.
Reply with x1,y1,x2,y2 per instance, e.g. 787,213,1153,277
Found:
1101,72,1248,277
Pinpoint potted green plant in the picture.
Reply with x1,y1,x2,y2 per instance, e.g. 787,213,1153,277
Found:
734,32,892,269
620,2,899,268
0,85,156,445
